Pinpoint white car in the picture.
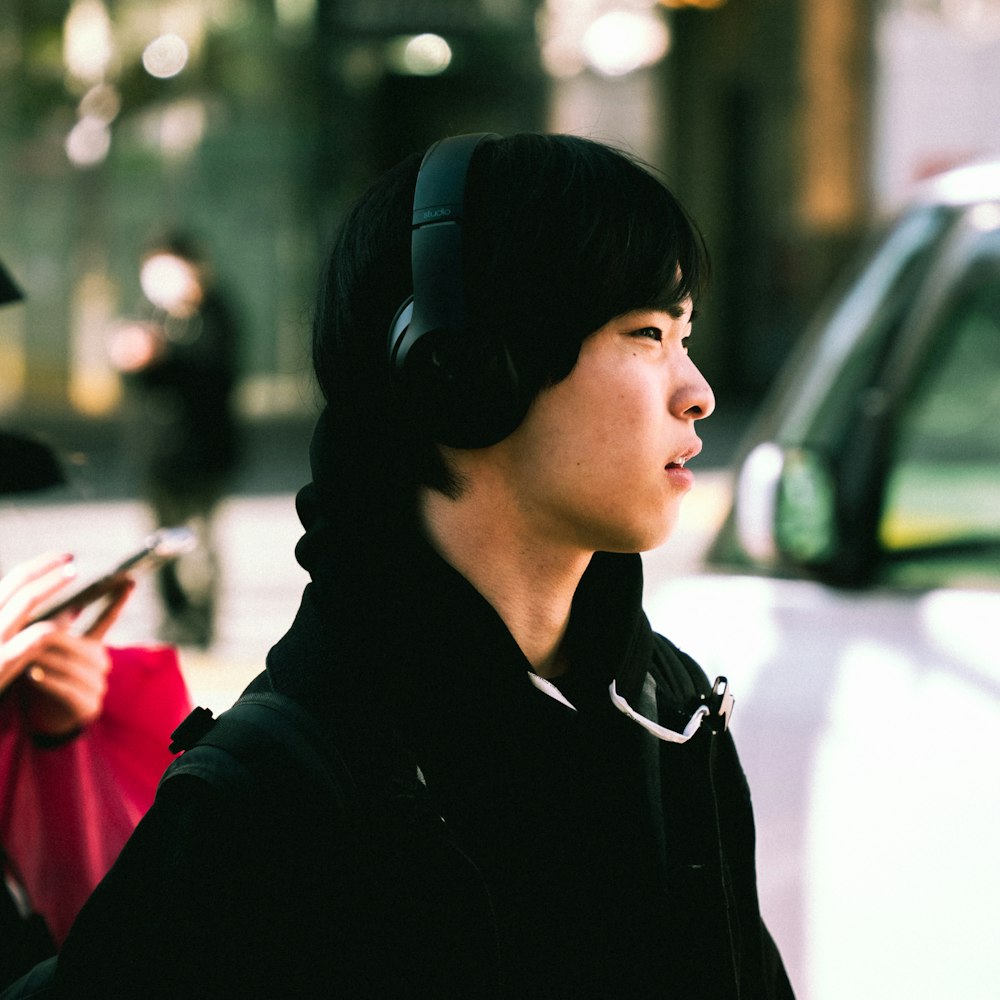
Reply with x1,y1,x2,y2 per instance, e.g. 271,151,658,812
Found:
644,161,1000,1000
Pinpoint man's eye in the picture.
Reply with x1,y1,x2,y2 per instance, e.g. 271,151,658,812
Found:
633,327,662,342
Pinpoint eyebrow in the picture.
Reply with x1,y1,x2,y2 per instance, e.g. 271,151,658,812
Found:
667,303,699,322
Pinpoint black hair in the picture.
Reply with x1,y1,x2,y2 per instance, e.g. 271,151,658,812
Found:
309,133,708,522
464,134,707,392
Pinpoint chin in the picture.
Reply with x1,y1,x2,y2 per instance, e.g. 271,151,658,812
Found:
597,517,677,555
638,510,682,552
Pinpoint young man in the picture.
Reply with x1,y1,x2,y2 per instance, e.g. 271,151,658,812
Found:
43,133,793,999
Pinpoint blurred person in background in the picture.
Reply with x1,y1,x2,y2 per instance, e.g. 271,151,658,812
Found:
108,233,241,649
39,134,792,999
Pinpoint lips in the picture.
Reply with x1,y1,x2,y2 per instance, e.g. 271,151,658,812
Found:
665,440,702,470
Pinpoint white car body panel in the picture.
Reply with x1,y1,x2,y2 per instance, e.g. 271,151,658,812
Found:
644,572,1000,1000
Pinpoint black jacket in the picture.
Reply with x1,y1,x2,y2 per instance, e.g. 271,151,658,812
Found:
50,521,793,999
124,290,240,499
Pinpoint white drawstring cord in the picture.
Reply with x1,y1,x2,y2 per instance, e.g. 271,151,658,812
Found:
526,670,713,745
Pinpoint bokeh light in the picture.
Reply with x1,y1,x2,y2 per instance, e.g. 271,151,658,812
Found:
157,100,207,158
582,9,670,77
65,115,111,167
64,0,116,84
79,82,121,123
140,253,203,316
386,33,453,76
541,1,671,79
142,33,189,79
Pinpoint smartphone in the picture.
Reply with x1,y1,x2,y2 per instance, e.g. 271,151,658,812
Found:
30,526,197,624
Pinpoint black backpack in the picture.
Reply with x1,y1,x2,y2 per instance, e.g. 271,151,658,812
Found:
162,690,355,810
0,692,351,1000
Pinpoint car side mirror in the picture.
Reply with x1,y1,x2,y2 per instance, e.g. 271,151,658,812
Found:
735,442,839,568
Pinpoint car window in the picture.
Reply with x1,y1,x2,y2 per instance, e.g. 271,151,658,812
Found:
778,205,950,450
879,243,1000,589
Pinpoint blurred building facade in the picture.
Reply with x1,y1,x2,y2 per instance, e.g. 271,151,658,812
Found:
0,0,549,426
666,0,1000,401
663,0,877,400
1,0,998,434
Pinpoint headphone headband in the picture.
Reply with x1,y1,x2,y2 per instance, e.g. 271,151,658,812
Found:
391,134,495,373
410,133,488,227
388,131,524,449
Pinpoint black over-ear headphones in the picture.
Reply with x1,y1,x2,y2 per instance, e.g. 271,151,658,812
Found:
387,132,525,449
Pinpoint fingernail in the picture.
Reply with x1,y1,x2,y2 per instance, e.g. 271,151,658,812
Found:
28,665,45,683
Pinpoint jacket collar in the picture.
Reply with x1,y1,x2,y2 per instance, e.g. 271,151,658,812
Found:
265,517,655,763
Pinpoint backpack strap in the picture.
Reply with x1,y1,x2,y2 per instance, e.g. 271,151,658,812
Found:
163,692,357,817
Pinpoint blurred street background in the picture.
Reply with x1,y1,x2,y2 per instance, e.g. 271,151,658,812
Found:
0,423,736,712
3,0,1000,702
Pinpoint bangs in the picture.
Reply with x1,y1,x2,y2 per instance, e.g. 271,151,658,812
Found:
466,134,708,388
566,147,708,321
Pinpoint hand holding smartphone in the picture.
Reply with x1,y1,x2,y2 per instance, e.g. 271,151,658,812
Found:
29,526,197,626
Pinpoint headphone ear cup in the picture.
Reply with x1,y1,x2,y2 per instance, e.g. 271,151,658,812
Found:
389,306,525,449
387,298,416,378
386,133,517,449
434,334,525,449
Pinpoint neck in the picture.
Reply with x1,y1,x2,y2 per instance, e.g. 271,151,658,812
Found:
419,483,592,679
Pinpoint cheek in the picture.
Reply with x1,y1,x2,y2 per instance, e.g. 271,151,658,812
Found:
514,359,663,480
556,383,632,463
595,373,664,447
566,386,661,487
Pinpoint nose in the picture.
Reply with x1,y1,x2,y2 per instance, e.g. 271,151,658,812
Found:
671,356,715,421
